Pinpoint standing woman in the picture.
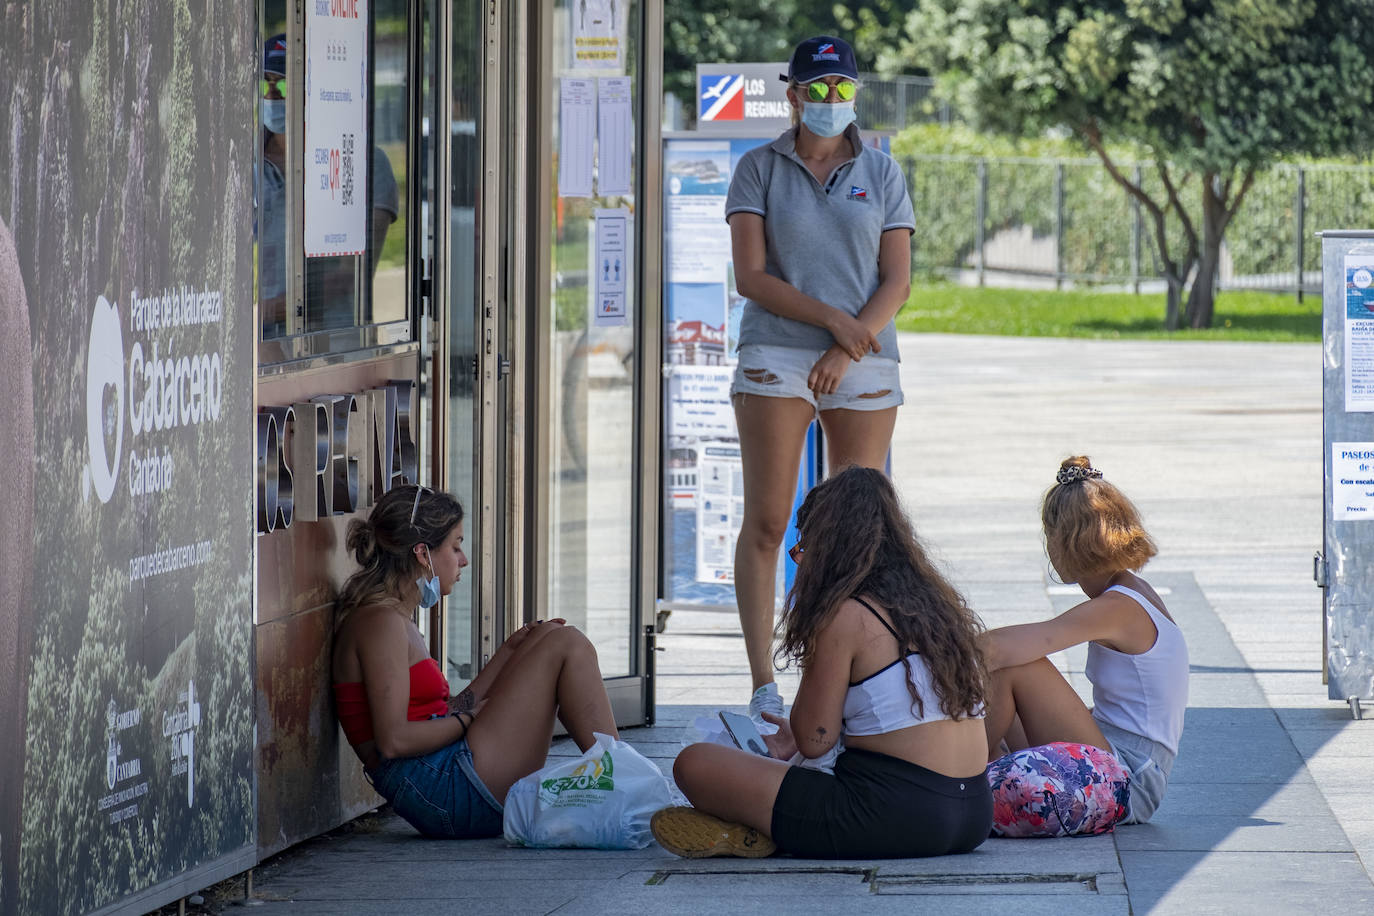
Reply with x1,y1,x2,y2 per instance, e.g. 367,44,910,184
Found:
981,457,1189,824
653,467,991,859
332,485,620,838
726,35,915,719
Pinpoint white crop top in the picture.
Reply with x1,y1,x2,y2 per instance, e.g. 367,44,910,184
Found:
841,597,984,736
1086,584,1190,755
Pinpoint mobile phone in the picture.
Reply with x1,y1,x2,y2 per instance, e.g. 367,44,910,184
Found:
719,711,772,758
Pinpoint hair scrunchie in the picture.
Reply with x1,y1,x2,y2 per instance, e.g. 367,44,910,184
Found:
1056,465,1103,486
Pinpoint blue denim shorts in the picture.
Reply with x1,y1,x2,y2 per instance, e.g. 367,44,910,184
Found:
731,344,904,413
1096,719,1175,825
369,738,505,839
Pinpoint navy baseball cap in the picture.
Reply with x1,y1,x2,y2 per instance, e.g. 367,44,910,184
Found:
782,36,858,84
263,33,287,76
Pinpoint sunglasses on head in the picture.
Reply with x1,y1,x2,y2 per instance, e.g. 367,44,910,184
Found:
261,77,287,98
805,80,856,103
409,485,432,528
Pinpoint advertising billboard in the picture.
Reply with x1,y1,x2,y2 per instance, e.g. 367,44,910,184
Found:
0,2,257,913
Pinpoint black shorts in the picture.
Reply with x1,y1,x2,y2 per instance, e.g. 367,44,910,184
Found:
770,747,992,859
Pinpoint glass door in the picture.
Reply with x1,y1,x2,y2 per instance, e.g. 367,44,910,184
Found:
534,0,661,723
440,0,484,685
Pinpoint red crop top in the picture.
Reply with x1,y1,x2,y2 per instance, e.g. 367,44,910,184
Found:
332,657,450,747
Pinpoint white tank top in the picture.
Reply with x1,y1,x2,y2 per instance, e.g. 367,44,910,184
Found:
1085,584,1189,755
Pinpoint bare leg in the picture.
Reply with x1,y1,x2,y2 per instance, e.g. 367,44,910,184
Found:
732,393,815,691
984,657,1108,762
466,625,618,802
672,742,793,835
816,406,898,473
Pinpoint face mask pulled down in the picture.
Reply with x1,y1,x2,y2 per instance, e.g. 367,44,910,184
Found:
416,545,441,609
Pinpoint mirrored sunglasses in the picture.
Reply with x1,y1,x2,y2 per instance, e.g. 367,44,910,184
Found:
806,80,856,103
261,77,287,98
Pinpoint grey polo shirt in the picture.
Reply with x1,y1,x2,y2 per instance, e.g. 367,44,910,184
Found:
725,124,915,360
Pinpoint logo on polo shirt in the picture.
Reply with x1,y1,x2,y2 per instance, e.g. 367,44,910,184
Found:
848,186,868,200
699,74,745,122
812,43,840,62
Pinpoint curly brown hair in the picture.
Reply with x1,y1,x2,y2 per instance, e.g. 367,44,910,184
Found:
335,485,464,623
1042,456,1156,583
777,466,986,720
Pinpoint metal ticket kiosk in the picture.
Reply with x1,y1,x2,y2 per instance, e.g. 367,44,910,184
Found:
1318,229,1374,715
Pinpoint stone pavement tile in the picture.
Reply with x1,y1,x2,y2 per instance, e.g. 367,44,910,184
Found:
1160,779,1327,818
1113,815,1352,853
1119,851,1374,914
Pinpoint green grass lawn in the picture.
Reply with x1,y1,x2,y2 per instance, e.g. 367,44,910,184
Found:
895,282,1322,342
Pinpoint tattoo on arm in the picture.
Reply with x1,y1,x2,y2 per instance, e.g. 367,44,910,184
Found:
805,726,829,746
454,688,476,714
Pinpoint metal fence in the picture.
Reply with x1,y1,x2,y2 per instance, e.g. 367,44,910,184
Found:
899,155,1374,296
856,74,949,132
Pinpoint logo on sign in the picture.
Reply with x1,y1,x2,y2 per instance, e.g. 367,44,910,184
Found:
699,74,745,122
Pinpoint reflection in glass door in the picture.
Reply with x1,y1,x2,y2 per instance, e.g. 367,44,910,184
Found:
444,0,483,687
544,0,643,682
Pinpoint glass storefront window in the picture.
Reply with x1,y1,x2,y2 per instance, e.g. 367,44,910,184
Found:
256,0,411,352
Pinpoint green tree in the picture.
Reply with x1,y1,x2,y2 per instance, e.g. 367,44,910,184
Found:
903,0,1374,328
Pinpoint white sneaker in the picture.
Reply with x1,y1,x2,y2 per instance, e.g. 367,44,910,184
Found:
748,683,784,723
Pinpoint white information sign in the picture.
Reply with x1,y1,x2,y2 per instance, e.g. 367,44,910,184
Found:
593,208,629,326
665,143,730,283
596,77,633,197
571,0,625,70
1333,442,1374,520
696,441,744,584
558,78,596,198
1344,254,1374,412
668,366,735,438
304,0,369,258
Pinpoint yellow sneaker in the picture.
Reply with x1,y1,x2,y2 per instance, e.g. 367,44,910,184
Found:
650,806,777,859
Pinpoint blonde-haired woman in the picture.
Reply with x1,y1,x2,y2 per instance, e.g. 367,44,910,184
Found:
726,34,915,720
981,457,1189,824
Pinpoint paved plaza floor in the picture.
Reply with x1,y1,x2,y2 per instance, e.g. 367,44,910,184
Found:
236,333,1374,914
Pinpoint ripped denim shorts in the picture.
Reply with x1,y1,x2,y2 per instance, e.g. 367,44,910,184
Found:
730,344,904,413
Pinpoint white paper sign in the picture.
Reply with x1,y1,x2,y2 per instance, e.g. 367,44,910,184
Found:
1333,442,1374,520
593,208,629,326
571,0,624,70
558,78,596,198
696,441,744,584
597,77,632,197
1344,254,1374,412
668,366,735,438
304,0,369,257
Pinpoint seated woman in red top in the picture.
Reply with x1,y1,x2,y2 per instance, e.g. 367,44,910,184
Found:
332,484,619,838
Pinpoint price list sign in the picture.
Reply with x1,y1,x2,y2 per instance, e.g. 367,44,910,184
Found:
305,0,368,257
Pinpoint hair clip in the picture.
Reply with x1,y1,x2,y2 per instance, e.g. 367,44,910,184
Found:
1055,465,1103,486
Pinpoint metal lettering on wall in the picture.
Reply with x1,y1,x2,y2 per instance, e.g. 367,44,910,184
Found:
256,379,418,533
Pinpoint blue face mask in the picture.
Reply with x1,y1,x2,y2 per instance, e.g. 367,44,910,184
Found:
416,545,441,609
261,98,286,135
801,100,855,138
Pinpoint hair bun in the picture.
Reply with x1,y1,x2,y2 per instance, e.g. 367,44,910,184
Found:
345,518,379,566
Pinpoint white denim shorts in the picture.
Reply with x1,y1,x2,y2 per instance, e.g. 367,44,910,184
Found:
730,344,904,413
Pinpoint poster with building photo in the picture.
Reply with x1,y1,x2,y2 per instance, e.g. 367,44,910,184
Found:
0,2,256,913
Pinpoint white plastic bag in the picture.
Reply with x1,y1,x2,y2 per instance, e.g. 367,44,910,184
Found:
503,733,674,849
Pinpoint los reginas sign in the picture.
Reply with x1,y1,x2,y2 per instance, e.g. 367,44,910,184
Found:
256,379,419,534
695,62,792,135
